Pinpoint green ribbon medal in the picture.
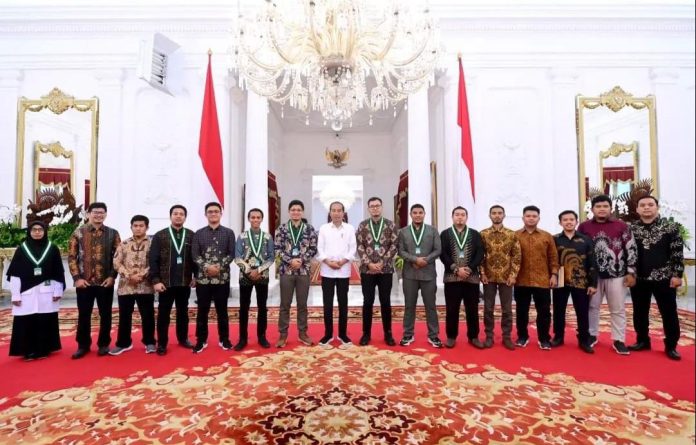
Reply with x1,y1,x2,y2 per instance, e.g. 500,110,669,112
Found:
289,221,304,256
21,241,52,276
369,217,384,250
410,224,425,255
169,226,186,265
451,226,470,258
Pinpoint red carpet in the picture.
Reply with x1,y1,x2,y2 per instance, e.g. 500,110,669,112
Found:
0,311,694,444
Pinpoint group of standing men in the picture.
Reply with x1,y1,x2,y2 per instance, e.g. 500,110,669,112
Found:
7,193,684,362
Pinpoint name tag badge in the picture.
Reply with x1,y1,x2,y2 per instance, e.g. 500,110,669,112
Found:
415,247,421,255
33,267,42,276
374,243,380,250
458,252,465,258
292,248,300,256
176,256,183,265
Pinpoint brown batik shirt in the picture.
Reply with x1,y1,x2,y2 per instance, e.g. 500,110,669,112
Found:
515,227,560,288
480,225,521,284
68,223,121,285
355,217,398,274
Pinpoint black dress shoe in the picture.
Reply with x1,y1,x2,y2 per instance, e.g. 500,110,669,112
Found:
666,349,681,361
385,337,396,347
628,341,651,351
72,348,89,360
23,353,37,361
178,339,194,349
359,336,370,346
234,339,247,351
550,337,564,347
468,338,485,349
156,346,167,356
97,346,109,356
579,343,595,354
258,338,271,349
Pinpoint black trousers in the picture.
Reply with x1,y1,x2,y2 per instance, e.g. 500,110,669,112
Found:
360,273,393,338
321,277,349,337
157,286,191,347
195,284,230,344
76,286,114,349
552,286,590,345
444,281,480,340
515,286,551,343
238,282,269,340
630,279,681,350
116,294,155,347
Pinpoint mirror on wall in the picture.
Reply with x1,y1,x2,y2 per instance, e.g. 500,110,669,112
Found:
576,86,658,217
16,88,99,224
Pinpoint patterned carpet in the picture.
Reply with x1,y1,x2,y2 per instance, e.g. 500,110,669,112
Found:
0,345,693,444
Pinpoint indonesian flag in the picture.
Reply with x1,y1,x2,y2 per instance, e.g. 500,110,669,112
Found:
458,56,476,202
198,52,224,206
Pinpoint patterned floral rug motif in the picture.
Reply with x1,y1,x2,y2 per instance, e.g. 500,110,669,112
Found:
0,346,693,444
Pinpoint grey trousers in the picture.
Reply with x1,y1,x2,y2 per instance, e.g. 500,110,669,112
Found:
483,283,513,340
589,276,627,342
278,274,310,335
402,278,439,339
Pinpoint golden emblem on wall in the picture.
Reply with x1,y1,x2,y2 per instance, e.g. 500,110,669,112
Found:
325,147,350,169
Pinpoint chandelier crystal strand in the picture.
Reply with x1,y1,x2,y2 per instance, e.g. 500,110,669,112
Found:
234,0,439,127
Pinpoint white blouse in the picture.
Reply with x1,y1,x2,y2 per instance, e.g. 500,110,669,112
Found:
9,276,62,316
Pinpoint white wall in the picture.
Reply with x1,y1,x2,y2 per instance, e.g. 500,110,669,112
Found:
276,132,397,227
0,1,693,243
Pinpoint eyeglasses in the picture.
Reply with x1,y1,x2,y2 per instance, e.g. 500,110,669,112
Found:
30,227,45,232
368,204,382,209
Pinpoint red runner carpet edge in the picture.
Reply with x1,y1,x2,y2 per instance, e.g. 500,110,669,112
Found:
0,321,693,405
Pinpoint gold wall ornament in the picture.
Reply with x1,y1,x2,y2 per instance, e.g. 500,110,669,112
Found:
325,147,350,169
33,141,76,197
576,86,658,220
600,141,638,159
15,88,99,224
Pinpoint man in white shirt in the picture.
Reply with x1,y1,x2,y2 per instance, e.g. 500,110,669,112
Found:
316,201,357,345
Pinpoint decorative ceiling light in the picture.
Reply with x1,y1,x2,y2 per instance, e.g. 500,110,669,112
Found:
234,0,439,131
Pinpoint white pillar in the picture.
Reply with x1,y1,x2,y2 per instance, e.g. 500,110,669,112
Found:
407,88,432,225
0,70,23,209
548,68,579,213
244,91,269,231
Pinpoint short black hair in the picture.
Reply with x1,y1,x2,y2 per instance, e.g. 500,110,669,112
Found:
591,195,612,207
637,195,659,206
130,214,149,226
523,205,540,215
170,204,188,216
451,206,468,216
410,203,425,212
88,202,107,212
205,202,222,212
288,199,304,211
489,204,505,213
248,208,264,218
329,201,345,212
367,196,382,206
558,210,578,221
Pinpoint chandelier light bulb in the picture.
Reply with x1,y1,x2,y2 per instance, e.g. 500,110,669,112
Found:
234,0,439,128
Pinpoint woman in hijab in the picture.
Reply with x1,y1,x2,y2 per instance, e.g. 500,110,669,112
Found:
7,220,65,360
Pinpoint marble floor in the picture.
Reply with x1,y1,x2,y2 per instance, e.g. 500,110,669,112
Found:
1,281,694,312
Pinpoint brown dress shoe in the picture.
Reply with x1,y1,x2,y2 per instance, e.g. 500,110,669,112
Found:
502,338,515,350
276,335,288,348
298,332,314,346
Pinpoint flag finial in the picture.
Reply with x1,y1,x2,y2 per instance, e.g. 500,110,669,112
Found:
208,48,213,56
457,52,462,60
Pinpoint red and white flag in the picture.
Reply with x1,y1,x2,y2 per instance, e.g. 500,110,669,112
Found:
458,56,476,202
198,52,225,206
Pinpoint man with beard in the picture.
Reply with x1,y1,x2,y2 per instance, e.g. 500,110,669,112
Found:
578,195,637,355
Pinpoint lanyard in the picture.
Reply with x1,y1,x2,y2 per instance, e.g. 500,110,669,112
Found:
247,230,264,259
289,221,304,247
21,241,51,266
410,224,425,247
451,226,470,251
369,218,384,244
168,226,186,256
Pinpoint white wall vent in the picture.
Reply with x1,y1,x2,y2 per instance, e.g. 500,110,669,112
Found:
137,33,183,95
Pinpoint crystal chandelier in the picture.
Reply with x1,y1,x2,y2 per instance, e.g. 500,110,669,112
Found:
234,0,439,131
